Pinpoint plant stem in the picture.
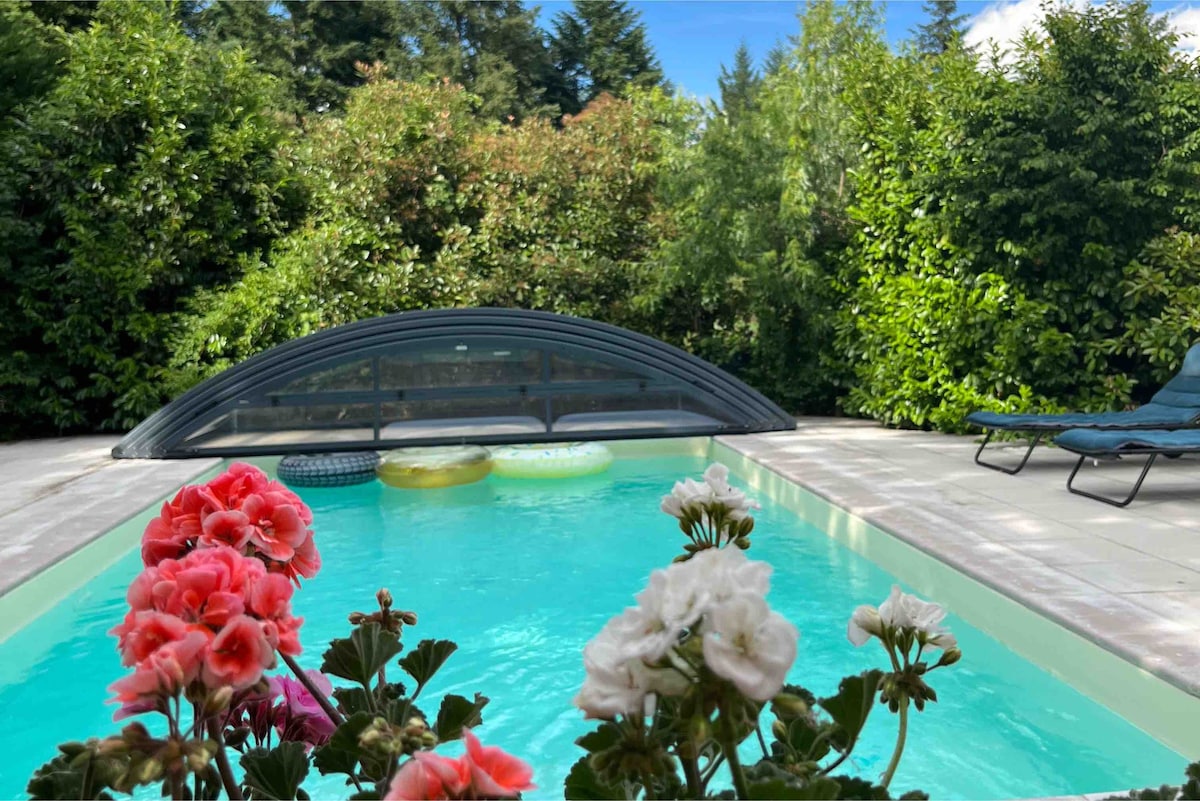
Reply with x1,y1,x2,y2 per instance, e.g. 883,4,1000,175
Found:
640,768,658,801
681,753,702,799
718,712,750,801
880,696,909,790
280,651,344,726
209,720,245,801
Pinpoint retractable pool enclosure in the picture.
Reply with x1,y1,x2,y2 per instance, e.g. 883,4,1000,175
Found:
113,308,796,458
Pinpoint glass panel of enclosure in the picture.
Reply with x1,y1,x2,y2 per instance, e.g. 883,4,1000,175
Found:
172,337,735,451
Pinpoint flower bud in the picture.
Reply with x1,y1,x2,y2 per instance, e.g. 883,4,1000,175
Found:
348,612,367,625
376,588,393,609
133,756,164,785
936,648,962,668
399,610,418,626
771,719,788,742
203,686,234,716
771,692,810,719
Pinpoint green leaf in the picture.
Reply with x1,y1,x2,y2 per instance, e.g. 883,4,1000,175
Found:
240,742,309,800
563,756,625,800
331,687,373,717
321,623,402,687
575,722,623,754
433,693,489,741
818,670,884,749
312,712,374,778
398,639,457,690
748,777,842,800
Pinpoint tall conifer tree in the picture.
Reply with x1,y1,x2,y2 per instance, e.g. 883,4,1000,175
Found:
915,0,967,55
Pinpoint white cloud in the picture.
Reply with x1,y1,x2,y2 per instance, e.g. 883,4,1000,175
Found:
963,0,1087,58
964,0,1200,62
1167,5,1200,54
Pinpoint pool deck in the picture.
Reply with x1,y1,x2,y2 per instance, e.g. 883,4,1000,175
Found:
0,422,1197,798
719,422,1200,696
0,436,220,597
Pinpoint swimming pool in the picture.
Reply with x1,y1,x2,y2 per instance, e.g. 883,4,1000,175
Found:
0,452,1188,799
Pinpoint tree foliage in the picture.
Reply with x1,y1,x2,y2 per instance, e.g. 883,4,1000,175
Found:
7,0,1200,438
0,0,300,434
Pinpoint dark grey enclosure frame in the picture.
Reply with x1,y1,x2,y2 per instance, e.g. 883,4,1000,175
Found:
113,308,796,458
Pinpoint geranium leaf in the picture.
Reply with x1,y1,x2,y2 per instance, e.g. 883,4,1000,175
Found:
312,712,373,778
240,742,309,800
818,669,883,749
398,639,456,689
320,623,402,687
575,723,622,754
331,687,372,717
433,693,488,741
563,756,624,800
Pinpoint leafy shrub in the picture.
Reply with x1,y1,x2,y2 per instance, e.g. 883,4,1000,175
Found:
171,75,480,385
0,0,298,435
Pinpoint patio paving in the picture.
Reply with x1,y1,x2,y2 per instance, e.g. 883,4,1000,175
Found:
717,418,1200,699
0,436,220,597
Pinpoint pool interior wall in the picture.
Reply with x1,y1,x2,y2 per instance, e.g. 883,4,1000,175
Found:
0,435,1196,793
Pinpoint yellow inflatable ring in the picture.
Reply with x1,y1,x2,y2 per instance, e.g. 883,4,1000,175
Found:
377,446,492,489
490,442,613,479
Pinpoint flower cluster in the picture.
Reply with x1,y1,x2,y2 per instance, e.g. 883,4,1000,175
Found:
384,729,535,801
660,463,760,553
224,669,336,750
848,585,958,652
847,585,961,716
109,545,304,716
575,545,799,719
141,462,320,584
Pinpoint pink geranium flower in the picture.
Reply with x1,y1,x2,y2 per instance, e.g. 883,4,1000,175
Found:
270,670,337,747
383,732,534,800
385,751,470,801
462,729,536,798
203,614,276,690
111,610,189,667
240,491,311,562
109,630,209,709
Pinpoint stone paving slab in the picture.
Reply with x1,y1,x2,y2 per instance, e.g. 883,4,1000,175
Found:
717,418,1200,698
0,437,220,597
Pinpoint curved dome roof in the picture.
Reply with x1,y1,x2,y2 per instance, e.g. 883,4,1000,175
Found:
114,308,795,458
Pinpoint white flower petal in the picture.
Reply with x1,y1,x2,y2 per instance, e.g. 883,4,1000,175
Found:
847,605,882,646
701,594,799,701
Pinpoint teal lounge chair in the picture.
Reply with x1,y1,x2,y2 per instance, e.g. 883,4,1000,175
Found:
1054,428,1200,507
966,344,1200,474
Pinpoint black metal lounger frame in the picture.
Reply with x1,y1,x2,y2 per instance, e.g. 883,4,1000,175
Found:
1061,447,1187,508
973,429,1046,474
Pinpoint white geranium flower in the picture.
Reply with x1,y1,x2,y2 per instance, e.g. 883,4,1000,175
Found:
701,592,799,701
847,604,884,646
678,545,772,604
661,464,760,525
660,477,712,520
575,622,650,719
703,463,761,521
631,573,703,661
878,584,913,629
858,585,957,652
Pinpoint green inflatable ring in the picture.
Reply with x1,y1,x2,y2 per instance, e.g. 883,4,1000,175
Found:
490,442,613,479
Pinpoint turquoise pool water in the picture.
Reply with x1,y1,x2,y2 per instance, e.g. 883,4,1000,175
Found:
0,455,1187,799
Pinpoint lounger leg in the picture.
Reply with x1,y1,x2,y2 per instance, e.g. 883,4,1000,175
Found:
1065,453,1158,508
973,430,1043,475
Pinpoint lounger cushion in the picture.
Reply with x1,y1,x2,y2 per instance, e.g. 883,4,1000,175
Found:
1054,428,1200,455
966,405,1200,431
967,343,1200,431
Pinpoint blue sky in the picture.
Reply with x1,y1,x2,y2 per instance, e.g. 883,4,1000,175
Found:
537,1,1200,102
